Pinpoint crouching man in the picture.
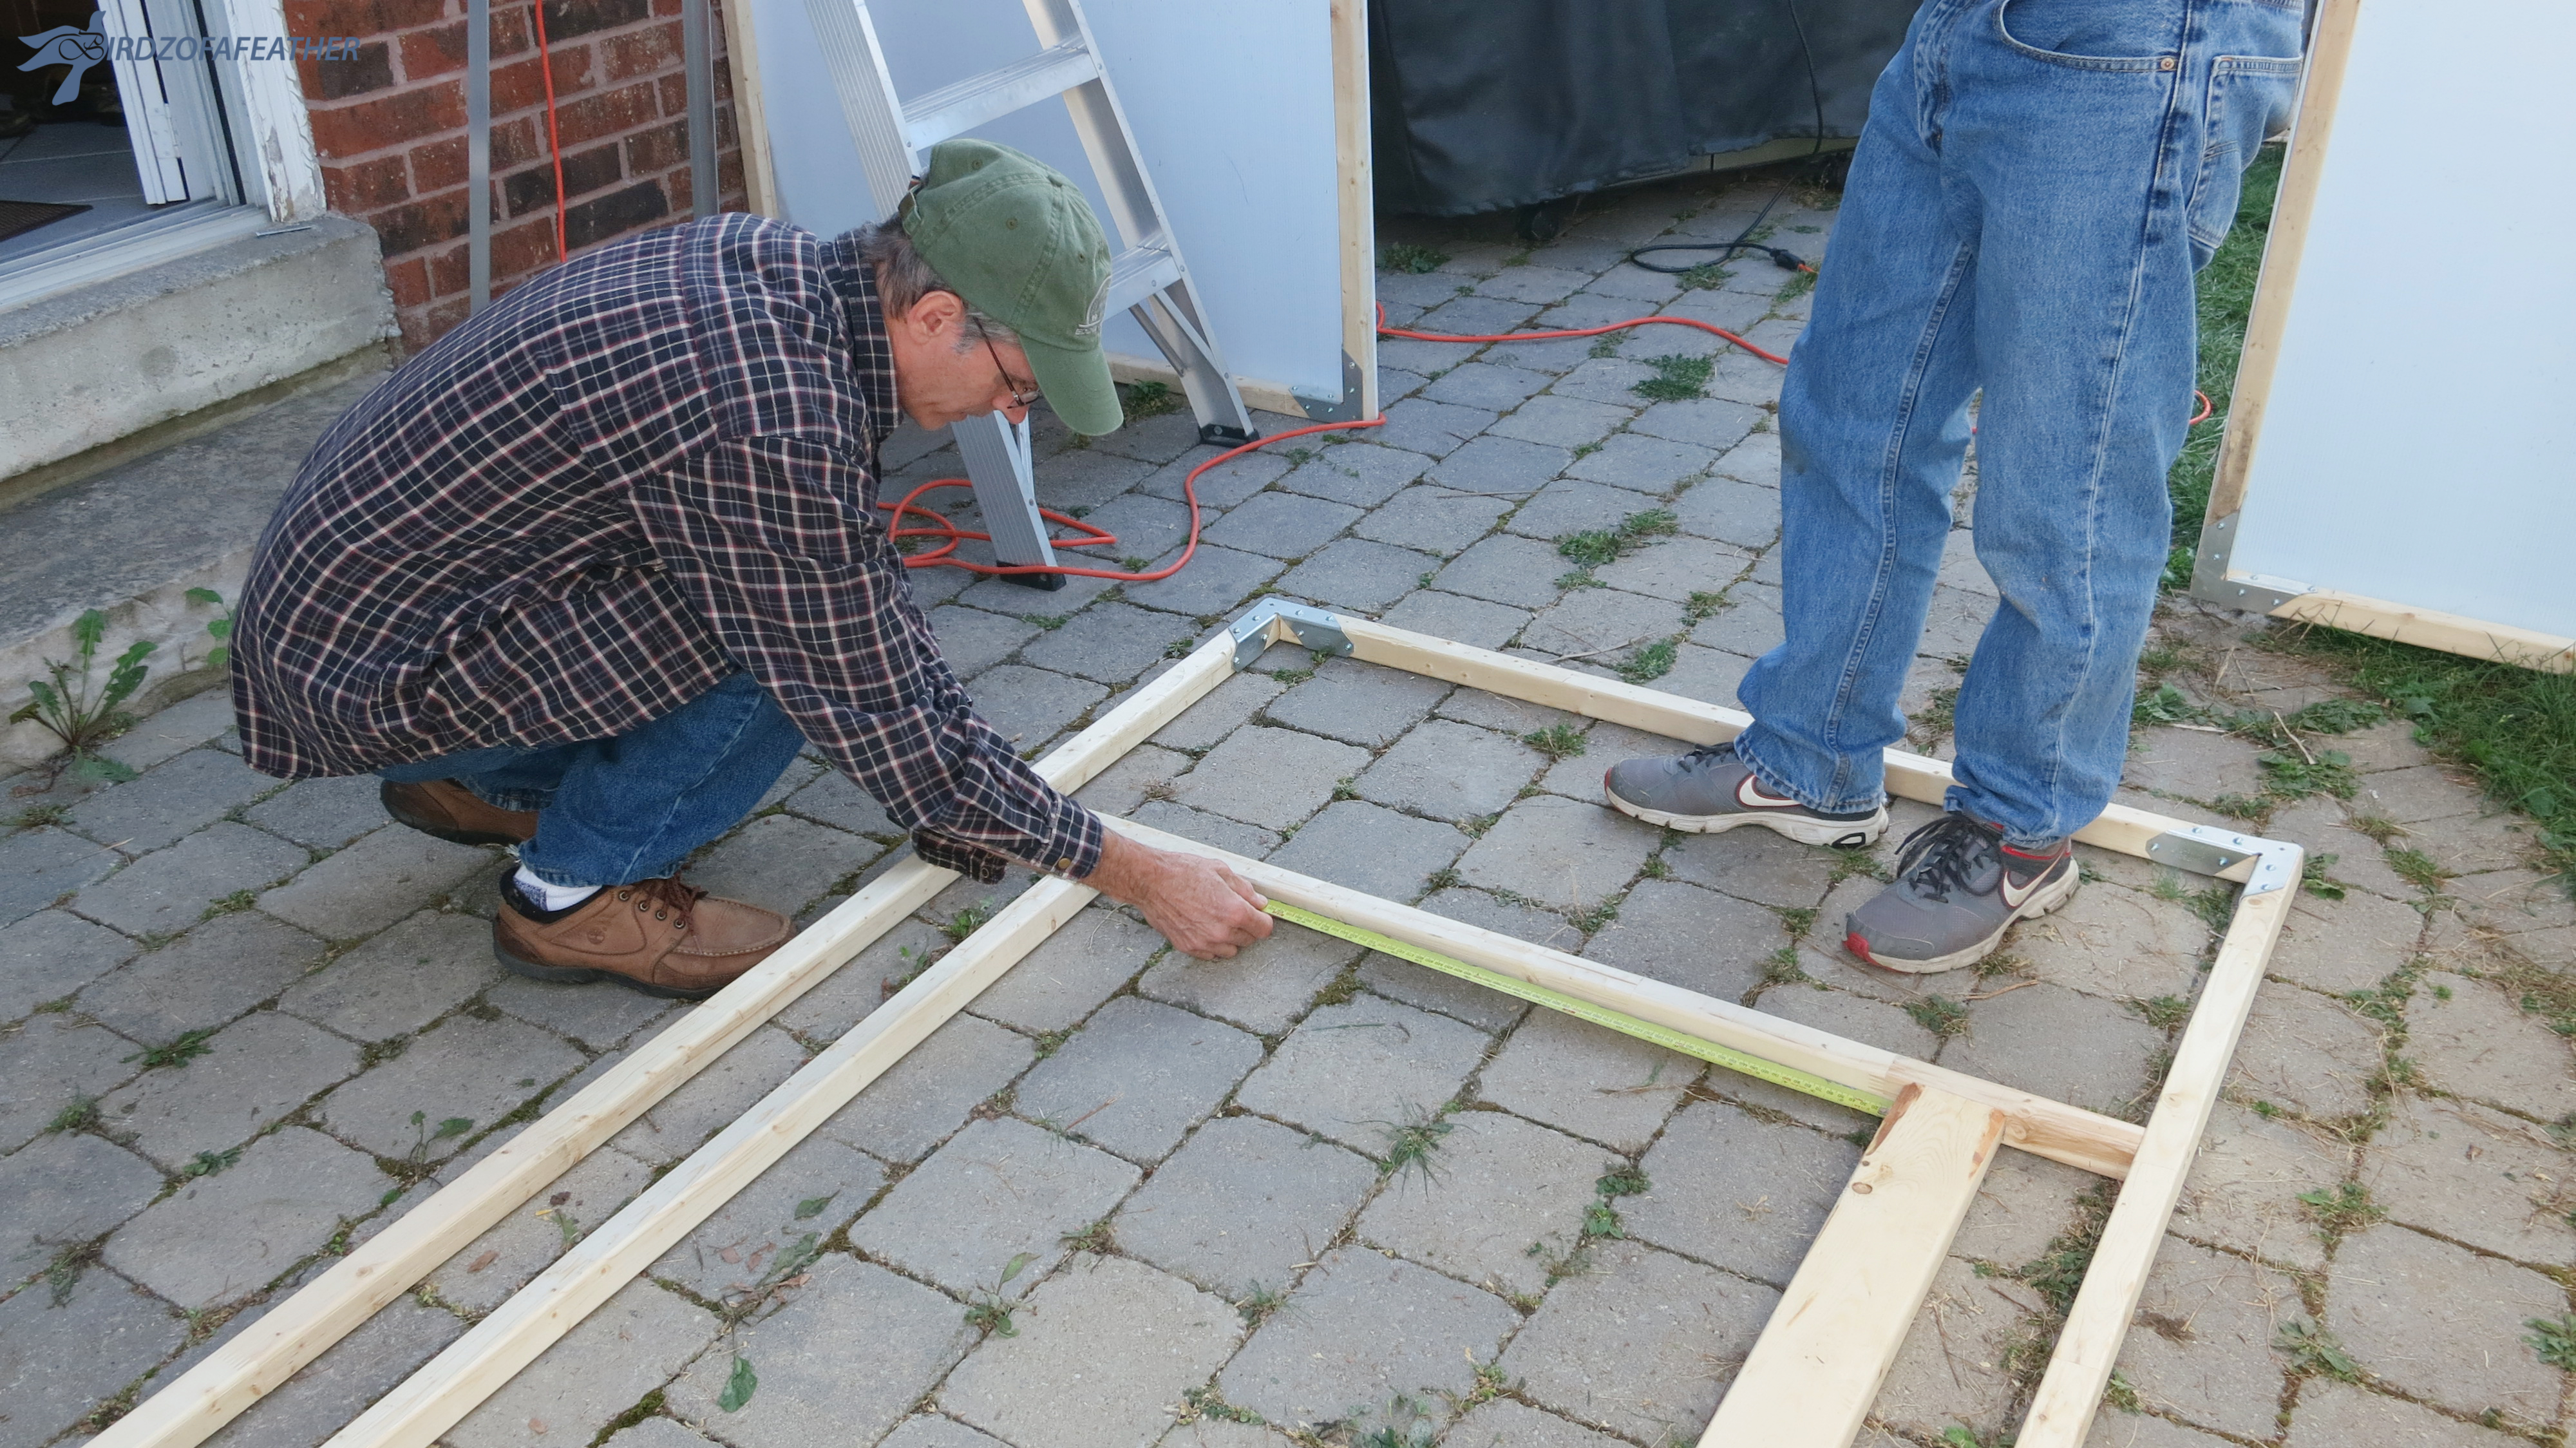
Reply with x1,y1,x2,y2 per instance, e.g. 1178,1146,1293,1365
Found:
229,139,1270,998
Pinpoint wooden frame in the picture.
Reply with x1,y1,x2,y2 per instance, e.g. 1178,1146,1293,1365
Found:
2188,0,2574,674
95,602,2296,1448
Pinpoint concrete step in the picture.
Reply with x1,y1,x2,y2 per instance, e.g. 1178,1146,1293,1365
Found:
0,372,385,777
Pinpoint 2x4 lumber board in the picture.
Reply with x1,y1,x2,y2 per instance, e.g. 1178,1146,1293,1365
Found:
1106,816,2144,1178
96,632,1242,1448
716,0,779,214
1696,1085,2007,1448
1328,616,2253,878
321,876,1099,1448
2012,875,2298,1447
1330,0,1376,421
2267,587,2575,674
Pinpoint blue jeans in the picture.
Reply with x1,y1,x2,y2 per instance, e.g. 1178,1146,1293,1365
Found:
1733,0,2303,846
378,672,808,887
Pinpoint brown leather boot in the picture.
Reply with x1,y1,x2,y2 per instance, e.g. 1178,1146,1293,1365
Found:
382,779,538,846
492,876,790,999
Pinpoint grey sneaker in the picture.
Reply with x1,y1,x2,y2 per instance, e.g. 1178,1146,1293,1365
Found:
1845,813,2079,974
1602,745,1888,848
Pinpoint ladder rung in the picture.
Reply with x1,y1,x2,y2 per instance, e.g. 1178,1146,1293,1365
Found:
903,39,1101,153
1105,240,1182,313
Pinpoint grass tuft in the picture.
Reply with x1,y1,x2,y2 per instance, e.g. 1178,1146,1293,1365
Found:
1379,242,1448,274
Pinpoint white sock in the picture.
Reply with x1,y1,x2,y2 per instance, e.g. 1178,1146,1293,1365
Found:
514,866,600,913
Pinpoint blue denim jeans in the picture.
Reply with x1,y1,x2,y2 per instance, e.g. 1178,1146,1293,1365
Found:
1732,0,2304,847
378,672,808,887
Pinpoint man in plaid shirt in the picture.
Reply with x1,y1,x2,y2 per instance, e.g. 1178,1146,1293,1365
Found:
231,140,1271,999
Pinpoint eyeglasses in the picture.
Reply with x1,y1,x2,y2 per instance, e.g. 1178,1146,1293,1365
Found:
984,333,1041,409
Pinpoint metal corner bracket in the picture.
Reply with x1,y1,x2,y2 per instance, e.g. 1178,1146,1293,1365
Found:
2143,823,2302,897
1228,598,1353,671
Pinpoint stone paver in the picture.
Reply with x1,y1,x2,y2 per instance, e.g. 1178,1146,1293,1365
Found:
72,822,309,937
276,908,499,1040
2113,1238,2302,1440
324,1011,585,1162
2403,971,2576,1122
1265,799,1465,900
1581,877,1783,1002
2171,1101,2347,1271
433,1145,659,1313
1625,1099,1859,1286
609,1022,808,1165
0,1013,138,1152
1113,1115,1376,1299
1234,994,1492,1156
849,1117,1140,1299
1135,921,1359,1035
1217,1244,1517,1432
99,1008,360,1168
450,1279,713,1448
969,901,1164,1033
0,1264,189,1448
1873,1259,2043,1442
2362,1094,2575,1265
2323,1223,2565,1424
0,1127,164,1255
259,826,494,940
199,1298,469,1448
1356,718,1546,823
2011,882,2210,1001
66,746,276,853
943,1254,1241,1448
1499,1239,1778,1444
661,1256,972,1447
1940,982,2168,1116
1173,726,1368,831
2282,1377,2526,1448
242,773,388,849
103,1126,393,1308
1263,660,1452,750
1456,794,1659,915
687,814,875,917
819,1011,1032,1162
1476,1009,1696,1153
0,907,135,1018
2225,984,2387,1122
74,910,327,1042
1016,996,1262,1163
1358,1110,1604,1296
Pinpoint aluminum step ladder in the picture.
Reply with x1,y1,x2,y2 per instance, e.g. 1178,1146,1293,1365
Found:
806,0,1259,589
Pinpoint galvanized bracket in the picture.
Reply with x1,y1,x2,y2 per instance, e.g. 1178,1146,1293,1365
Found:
1229,598,1352,671
2188,511,2311,616
2143,823,2300,897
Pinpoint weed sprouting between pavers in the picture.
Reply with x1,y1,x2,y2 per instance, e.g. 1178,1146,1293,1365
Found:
1379,242,1448,274
940,900,999,944
2524,1314,2576,1370
1522,723,1587,759
122,1030,214,1071
1616,639,1678,685
1557,507,1680,572
2296,1181,2384,1241
962,1250,1038,1337
2274,1317,2363,1382
1904,996,1971,1040
1374,1103,1456,1185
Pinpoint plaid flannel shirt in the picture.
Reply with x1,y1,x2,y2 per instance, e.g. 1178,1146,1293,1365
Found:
231,213,1102,884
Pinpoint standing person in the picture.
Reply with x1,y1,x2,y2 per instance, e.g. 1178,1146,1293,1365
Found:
1605,0,2304,971
231,138,1271,999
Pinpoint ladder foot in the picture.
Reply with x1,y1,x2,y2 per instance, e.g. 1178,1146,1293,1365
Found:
1198,423,1258,448
998,570,1069,592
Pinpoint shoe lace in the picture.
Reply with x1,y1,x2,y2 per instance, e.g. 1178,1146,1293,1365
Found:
629,876,705,929
1889,814,2002,903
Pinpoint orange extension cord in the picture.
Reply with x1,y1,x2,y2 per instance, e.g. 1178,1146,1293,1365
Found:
882,303,2214,582
530,0,571,262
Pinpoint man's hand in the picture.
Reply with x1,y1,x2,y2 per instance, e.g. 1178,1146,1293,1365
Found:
1084,831,1273,960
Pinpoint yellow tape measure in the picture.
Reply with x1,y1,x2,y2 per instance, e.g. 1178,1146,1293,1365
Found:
1262,900,1893,1118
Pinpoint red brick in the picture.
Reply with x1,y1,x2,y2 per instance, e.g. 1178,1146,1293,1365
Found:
384,255,431,309
661,166,694,216
564,178,667,250
538,0,648,43
490,117,544,170
365,189,471,254
715,150,743,202
491,4,531,56
504,142,622,216
324,154,410,211
403,295,471,352
308,82,465,160
409,135,468,191
310,40,395,99
491,46,595,111
426,245,471,297
656,71,686,115
397,21,465,80
491,214,562,276
601,21,680,81
287,0,446,38
622,118,687,173
551,80,659,148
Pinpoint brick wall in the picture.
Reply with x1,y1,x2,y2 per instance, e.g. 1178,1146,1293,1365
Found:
287,0,751,352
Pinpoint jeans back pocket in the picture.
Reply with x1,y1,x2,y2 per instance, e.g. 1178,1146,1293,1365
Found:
2186,53,2304,266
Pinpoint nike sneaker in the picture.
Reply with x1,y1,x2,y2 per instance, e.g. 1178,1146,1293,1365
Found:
1602,743,1888,849
1845,812,2078,973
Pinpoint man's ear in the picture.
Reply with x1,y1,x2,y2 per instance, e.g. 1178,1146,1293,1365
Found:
900,289,965,344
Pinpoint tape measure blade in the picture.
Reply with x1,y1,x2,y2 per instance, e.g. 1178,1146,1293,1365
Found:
1262,901,1888,1116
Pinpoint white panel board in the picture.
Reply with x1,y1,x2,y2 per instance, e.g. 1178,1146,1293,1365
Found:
2212,0,2574,649
741,0,1356,413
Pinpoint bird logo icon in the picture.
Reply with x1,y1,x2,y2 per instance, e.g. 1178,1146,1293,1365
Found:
19,14,108,106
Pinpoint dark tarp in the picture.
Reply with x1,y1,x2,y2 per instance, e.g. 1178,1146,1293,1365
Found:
1370,0,1920,216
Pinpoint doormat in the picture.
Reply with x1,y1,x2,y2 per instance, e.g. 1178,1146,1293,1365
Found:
0,199,91,243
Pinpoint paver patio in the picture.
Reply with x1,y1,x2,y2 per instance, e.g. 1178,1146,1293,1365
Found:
4,169,2573,1448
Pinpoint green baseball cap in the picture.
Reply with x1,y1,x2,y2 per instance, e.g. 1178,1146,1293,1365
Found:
901,138,1124,436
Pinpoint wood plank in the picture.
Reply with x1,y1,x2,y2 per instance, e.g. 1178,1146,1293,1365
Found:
1108,817,2145,1178
92,632,1240,1448
2268,587,2574,674
320,877,1098,1448
714,0,778,214
1697,1085,2007,1447
2013,874,2299,1447
1329,0,1377,422
1332,615,2253,876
